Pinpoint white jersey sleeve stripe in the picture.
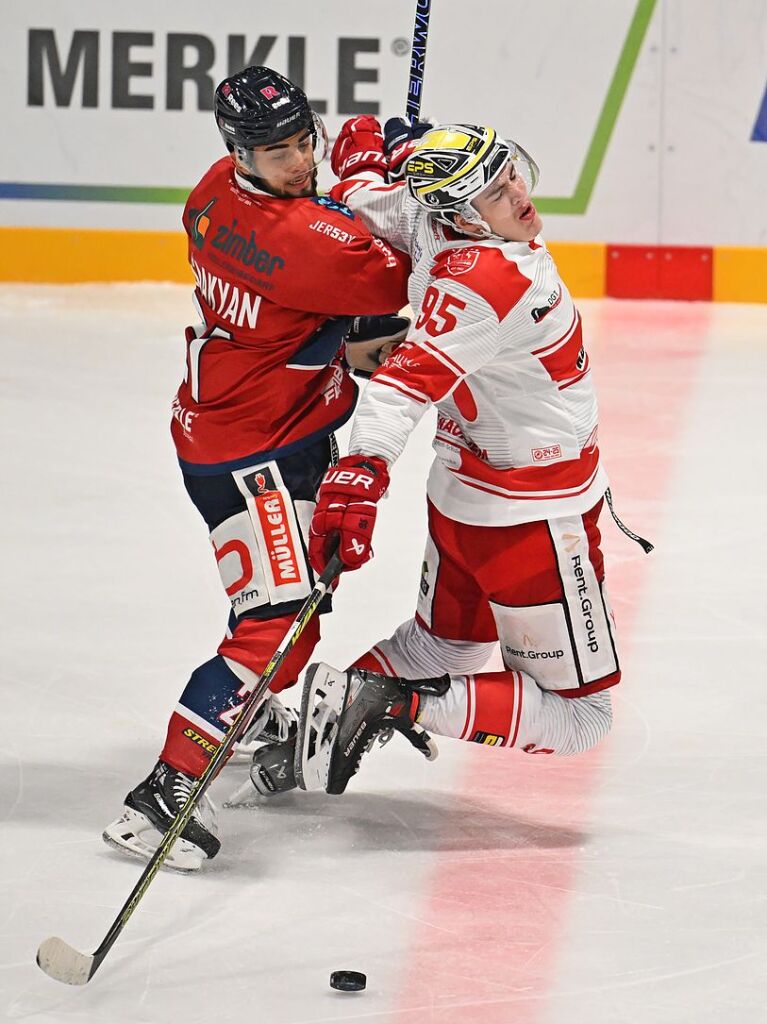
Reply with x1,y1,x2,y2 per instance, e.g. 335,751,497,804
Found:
374,373,431,404
420,338,467,376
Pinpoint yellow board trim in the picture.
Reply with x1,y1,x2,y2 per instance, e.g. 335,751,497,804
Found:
1,226,609,296
713,247,767,303
546,241,606,298
0,227,191,284
2,227,765,304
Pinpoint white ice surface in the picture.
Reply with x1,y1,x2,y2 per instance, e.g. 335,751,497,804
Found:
0,286,765,1023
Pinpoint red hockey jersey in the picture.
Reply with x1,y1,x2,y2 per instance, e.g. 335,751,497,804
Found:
172,157,409,473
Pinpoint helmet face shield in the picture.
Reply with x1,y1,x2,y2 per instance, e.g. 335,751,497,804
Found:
233,112,329,180
507,140,539,195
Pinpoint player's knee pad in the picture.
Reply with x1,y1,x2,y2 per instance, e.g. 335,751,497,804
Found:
210,459,315,620
358,617,495,678
490,518,620,696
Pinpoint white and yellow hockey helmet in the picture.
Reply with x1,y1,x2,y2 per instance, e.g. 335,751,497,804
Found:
403,124,539,227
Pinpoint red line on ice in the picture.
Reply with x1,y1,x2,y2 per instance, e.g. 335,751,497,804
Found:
393,301,711,1022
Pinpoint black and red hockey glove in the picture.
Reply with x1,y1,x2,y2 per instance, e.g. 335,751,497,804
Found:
344,313,410,377
330,116,388,180
309,455,390,572
383,116,438,180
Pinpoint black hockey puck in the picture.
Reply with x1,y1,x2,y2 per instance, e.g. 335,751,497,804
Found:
329,970,366,992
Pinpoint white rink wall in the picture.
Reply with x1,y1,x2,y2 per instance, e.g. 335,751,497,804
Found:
2,0,766,245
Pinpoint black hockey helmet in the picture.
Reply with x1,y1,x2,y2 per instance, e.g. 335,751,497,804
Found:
215,66,313,150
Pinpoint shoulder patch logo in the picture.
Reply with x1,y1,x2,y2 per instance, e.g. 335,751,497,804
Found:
531,284,563,323
312,195,355,220
188,197,217,250
445,247,481,276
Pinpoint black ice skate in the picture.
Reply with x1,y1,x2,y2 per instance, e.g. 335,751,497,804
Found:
224,735,299,807
295,663,449,795
102,761,220,873
231,693,299,763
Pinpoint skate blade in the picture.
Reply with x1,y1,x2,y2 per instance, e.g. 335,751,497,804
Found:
402,722,440,761
229,745,256,764
295,663,346,792
223,781,300,809
230,736,272,763
102,807,204,873
223,776,267,808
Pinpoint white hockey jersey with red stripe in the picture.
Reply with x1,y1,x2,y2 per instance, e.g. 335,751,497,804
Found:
333,174,609,526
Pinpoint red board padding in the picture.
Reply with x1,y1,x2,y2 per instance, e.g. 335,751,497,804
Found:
607,245,713,300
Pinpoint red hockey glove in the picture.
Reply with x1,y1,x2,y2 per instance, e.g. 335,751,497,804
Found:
331,116,388,180
383,116,438,180
309,455,390,572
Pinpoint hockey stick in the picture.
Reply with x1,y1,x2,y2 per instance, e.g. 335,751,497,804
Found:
36,550,344,986
406,0,432,125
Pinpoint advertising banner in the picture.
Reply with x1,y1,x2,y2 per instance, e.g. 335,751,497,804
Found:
2,0,765,246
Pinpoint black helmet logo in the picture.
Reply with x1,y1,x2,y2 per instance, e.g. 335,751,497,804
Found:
220,82,243,113
214,66,313,150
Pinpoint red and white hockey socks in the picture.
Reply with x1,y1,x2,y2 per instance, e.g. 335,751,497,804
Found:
160,613,319,776
353,618,612,756
415,671,613,756
354,616,496,678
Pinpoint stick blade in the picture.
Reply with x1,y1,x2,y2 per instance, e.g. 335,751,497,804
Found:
36,936,95,985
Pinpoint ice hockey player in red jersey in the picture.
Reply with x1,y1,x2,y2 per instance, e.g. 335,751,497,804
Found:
296,117,648,796
102,69,420,871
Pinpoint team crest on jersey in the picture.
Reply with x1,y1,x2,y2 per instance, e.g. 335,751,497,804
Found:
188,197,217,250
445,247,481,276
312,195,355,219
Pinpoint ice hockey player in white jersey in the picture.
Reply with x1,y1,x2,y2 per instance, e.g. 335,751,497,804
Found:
296,116,636,795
